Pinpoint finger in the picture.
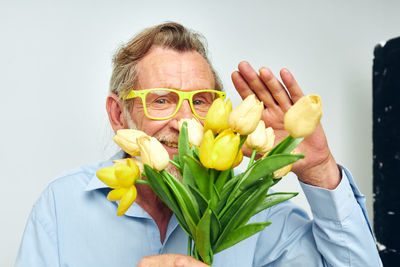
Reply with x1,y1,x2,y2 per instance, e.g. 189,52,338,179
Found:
137,254,209,267
231,71,253,100
259,67,292,111
236,61,276,107
280,68,304,103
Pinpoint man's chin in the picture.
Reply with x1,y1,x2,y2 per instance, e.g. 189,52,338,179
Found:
161,143,179,159
166,162,182,181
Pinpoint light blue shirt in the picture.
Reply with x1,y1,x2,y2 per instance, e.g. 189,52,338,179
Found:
15,151,382,266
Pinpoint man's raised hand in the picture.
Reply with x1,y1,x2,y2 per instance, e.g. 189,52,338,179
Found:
232,61,340,189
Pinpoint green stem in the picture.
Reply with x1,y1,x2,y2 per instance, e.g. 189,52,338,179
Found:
239,135,247,149
187,236,192,256
169,159,181,169
134,179,150,185
210,169,216,202
247,149,257,169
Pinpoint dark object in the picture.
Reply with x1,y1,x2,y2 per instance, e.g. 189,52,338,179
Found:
373,36,400,266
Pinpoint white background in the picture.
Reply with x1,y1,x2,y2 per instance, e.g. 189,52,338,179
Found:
1,0,399,265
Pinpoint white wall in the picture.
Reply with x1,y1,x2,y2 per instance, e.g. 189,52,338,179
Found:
1,0,399,265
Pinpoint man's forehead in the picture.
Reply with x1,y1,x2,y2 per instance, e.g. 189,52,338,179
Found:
135,46,215,90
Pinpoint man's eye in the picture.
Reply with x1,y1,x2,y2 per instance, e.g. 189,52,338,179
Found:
155,99,168,104
193,99,204,105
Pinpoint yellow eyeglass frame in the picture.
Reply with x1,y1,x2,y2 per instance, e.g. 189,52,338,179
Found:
122,88,226,120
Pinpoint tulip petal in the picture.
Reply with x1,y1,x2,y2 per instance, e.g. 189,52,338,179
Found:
107,188,128,201
212,129,240,171
115,164,136,187
284,95,322,138
96,167,120,188
273,164,292,179
199,130,215,169
137,136,169,172
228,95,264,135
232,149,243,168
113,129,147,156
204,98,232,134
117,186,137,216
179,118,204,147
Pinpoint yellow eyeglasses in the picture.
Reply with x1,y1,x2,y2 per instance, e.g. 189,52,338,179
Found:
123,88,226,120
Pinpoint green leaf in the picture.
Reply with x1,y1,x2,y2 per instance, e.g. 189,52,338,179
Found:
188,185,209,216
267,135,303,156
215,169,231,193
173,154,181,167
214,179,272,252
214,221,271,253
178,121,191,165
195,208,213,265
219,181,266,228
228,154,304,203
191,145,200,161
182,163,196,188
252,192,298,216
216,173,244,214
161,170,200,225
210,208,221,245
183,155,210,199
144,165,189,234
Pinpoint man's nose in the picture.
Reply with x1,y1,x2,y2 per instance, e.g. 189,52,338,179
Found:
175,100,193,120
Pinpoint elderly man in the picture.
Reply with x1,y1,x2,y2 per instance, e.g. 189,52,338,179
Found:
16,22,382,266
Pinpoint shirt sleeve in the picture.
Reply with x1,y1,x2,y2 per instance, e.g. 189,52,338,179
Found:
15,186,60,267
253,166,382,267
299,166,382,266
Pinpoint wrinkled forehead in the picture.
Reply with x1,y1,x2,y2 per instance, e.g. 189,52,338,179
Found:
135,46,215,91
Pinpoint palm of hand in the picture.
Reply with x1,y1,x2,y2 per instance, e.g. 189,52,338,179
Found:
261,107,331,176
231,62,334,181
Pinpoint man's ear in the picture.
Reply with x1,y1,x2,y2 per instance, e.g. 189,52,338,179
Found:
106,94,127,134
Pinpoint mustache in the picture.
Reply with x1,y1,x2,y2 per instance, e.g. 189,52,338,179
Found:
153,132,179,144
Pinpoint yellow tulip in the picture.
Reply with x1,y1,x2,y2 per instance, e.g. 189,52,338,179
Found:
113,129,147,156
178,118,204,147
232,148,243,168
228,94,264,135
113,158,144,173
137,136,170,172
199,129,240,171
204,98,232,134
273,164,292,179
117,187,137,216
96,158,140,216
284,95,322,138
245,121,275,155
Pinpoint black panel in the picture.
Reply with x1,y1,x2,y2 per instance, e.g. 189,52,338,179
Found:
373,36,400,266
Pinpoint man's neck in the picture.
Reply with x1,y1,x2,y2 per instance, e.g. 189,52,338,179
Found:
135,183,173,243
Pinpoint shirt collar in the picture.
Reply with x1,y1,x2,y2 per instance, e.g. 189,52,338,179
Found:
85,150,125,192
85,150,154,219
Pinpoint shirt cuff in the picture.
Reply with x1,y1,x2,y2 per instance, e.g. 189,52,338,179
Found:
299,165,361,221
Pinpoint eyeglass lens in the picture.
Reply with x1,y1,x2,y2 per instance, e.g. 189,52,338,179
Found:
145,90,217,119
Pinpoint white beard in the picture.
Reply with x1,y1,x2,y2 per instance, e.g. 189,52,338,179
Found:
124,112,182,181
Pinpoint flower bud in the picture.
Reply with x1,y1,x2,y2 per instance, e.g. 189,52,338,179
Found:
96,158,141,216
137,136,170,172
228,94,264,135
204,98,232,134
245,121,275,155
284,95,322,138
178,118,204,147
113,129,147,156
113,158,144,173
199,129,240,171
273,164,292,179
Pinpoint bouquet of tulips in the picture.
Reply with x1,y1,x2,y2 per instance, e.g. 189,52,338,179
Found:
96,94,322,265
